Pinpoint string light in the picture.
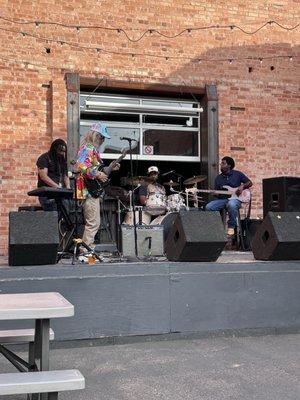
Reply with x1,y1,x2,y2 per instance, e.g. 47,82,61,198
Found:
1,53,299,91
0,26,297,64
0,15,298,42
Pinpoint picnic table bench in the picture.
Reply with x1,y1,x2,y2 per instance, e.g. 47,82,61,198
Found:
0,292,85,399
0,369,85,399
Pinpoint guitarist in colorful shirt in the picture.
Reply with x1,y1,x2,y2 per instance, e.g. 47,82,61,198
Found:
76,122,120,248
205,156,252,236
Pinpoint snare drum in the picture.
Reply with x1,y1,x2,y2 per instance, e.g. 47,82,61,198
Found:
167,194,185,212
145,193,167,216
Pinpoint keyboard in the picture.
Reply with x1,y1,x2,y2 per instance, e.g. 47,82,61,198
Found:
28,187,74,199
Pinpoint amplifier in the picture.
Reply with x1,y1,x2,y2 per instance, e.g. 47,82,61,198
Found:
121,225,164,258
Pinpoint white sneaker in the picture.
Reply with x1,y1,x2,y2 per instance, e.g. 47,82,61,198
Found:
78,255,89,263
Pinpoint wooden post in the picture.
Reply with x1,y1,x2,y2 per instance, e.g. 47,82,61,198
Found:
201,84,219,189
65,73,80,167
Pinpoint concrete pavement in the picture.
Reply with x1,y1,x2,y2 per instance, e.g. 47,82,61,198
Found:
1,333,299,399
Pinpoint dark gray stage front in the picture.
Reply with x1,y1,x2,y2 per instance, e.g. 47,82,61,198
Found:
0,259,300,341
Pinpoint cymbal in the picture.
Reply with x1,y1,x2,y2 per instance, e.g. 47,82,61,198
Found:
163,181,179,187
183,175,207,185
125,176,153,186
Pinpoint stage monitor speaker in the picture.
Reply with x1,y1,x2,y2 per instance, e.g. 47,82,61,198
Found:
121,225,164,258
263,176,300,217
165,211,227,262
9,211,59,266
251,212,300,261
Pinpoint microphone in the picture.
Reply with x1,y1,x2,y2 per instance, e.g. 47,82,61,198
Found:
161,170,175,177
120,137,137,142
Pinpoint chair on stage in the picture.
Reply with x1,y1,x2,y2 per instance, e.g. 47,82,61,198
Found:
236,195,252,250
222,192,252,251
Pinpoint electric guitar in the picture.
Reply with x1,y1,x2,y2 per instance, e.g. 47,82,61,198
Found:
85,149,127,198
186,185,251,203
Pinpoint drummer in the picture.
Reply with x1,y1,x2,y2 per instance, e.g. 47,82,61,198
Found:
138,166,166,209
123,166,166,225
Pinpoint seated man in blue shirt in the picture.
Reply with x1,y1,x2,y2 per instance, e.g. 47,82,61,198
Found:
205,156,252,236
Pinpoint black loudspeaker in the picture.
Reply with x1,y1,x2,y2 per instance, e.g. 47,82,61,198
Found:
263,177,300,217
251,212,300,261
9,211,59,266
165,211,227,262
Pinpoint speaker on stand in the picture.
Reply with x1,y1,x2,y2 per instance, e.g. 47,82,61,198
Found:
263,177,300,217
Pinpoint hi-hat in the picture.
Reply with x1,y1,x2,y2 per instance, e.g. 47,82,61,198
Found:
183,175,207,185
125,176,153,186
163,181,179,187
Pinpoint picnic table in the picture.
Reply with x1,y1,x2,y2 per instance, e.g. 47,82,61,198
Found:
0,292,77,399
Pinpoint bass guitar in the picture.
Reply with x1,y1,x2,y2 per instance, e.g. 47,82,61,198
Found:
186,185,251,203
85,149,127,198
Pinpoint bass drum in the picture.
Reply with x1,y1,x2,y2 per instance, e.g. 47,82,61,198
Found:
123,210,151,225
150,212,178,242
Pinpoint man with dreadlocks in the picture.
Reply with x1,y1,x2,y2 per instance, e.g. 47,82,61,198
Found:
36,139,70,210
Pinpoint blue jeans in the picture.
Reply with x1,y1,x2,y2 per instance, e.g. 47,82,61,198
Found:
205,198,241,228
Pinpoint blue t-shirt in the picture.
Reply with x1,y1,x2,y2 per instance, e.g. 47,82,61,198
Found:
215,170,249,199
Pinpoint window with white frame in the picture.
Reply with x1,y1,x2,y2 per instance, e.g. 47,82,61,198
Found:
80,93,202,162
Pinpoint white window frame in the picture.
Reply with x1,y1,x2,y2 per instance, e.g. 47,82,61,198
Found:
80,93,201,162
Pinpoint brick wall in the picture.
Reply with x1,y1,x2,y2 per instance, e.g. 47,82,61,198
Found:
0,1,299,255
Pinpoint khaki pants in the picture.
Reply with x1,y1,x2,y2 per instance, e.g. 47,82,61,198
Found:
82,197,100,247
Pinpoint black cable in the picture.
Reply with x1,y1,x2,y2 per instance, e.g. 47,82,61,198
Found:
0,15,298,42
0,26,298,63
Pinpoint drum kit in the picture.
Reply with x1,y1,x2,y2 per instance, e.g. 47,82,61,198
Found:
117,173,208,226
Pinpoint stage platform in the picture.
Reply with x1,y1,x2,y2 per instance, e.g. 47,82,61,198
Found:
0,251,300,341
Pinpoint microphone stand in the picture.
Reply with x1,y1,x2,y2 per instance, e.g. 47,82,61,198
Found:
122,137,138,258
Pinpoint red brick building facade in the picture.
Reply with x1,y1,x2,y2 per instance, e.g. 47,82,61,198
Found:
0,1,299,255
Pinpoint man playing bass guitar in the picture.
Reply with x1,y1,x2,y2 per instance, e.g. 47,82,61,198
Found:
76,122,122,250
205,156,252,236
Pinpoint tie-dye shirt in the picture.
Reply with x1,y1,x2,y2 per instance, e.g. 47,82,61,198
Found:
76,143,103,199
